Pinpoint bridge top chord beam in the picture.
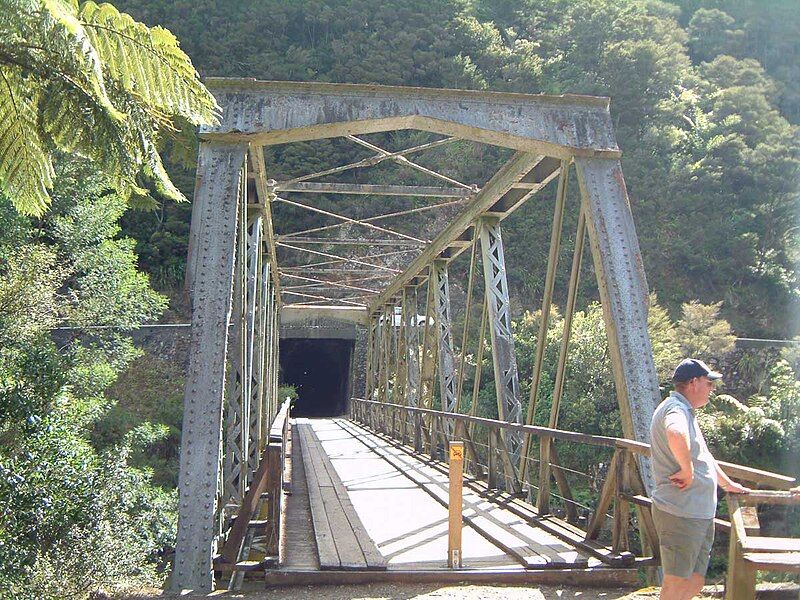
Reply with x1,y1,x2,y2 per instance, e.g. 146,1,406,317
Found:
200,79,619,159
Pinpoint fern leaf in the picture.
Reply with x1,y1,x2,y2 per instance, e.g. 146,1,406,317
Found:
0,68,54,215
40,0,125,122
41,79,139,184
79,1,220,125
141,134,186,203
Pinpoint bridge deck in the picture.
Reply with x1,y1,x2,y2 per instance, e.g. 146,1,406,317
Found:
273,417,637,586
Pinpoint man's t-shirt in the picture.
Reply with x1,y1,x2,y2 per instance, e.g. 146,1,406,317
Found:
650,391,718,519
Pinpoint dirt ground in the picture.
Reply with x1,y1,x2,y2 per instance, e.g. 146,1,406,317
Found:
112,582,729,599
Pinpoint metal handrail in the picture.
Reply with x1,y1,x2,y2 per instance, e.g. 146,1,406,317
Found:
351,398,796,489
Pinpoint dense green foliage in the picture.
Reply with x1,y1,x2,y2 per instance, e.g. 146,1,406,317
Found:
0,0,219,214
0,161,175,598
503,298,799,479
115,0,799,339
0,0,797,594
0,3,219,595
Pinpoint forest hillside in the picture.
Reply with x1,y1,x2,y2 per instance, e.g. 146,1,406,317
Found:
0,1,797,597
116,0,800,338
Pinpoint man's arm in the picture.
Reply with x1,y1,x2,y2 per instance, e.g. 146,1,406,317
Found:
714,460,751,494
665,423,694,489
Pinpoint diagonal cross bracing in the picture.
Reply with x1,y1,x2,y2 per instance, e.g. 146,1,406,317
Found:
283,290,367,307
281,272,379,294
346,135,473,190
280,136,460,185
275,196,428,244
277,241,402,273
275,182,473,197
279,199,466,239
276,237,422,247
280,248,418,271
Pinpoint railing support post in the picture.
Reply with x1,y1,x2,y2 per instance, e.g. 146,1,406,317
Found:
448,441,465,568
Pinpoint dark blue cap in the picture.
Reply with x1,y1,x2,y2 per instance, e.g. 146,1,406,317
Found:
672,358,722,382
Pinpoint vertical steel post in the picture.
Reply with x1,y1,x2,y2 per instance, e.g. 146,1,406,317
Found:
432,260,458,436
372,313,381,401
223,169,249,505
250,255,268,459
272,288,279,416
419,272,438,411
574,157,660,493
378,307,390,404
405,286,420,408
173,142,246,593
245,210,263,478
264,275,273,426
520,161,569,486
396,291,409,405
478,217,523,465
258,262,272,443
365,312,375,400
391,302,399,403
537,209,586,513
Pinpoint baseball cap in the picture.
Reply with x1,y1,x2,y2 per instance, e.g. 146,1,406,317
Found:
672,358,722,382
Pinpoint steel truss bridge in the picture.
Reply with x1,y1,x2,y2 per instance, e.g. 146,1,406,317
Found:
172,80,799,594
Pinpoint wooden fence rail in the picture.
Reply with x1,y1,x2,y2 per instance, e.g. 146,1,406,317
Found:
217,398,292,568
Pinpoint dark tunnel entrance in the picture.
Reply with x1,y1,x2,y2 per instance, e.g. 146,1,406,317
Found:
279,338,354,417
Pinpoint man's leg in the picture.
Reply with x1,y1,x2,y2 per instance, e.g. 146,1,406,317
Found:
685,572,705,598
660,574,689,599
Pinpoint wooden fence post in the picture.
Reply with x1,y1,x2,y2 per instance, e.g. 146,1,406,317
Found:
448,441,465,568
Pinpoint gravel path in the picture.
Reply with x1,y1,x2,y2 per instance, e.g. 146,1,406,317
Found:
112,582,724,599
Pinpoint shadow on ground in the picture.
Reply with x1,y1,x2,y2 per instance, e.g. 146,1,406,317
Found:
105,582,725,600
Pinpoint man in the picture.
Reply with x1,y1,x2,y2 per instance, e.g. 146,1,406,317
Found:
650,358,750,600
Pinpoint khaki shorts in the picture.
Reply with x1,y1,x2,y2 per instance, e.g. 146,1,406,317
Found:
652,504,715,579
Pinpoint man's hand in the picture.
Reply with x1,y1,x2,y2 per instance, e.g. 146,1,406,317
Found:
669,465,694,490
723,481,751,494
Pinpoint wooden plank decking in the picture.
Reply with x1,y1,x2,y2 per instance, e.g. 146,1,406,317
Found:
297,422,387,571
270,417,637,586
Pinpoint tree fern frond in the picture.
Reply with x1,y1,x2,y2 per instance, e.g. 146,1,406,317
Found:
142,139,186,203
0,67,54,215
40,79,137,183
40,0,124,122
79,1,220,125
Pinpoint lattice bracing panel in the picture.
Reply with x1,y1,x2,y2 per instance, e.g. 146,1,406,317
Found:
404,286,420,407
479,217,523,463
432,260,458,436
223,181,249,505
